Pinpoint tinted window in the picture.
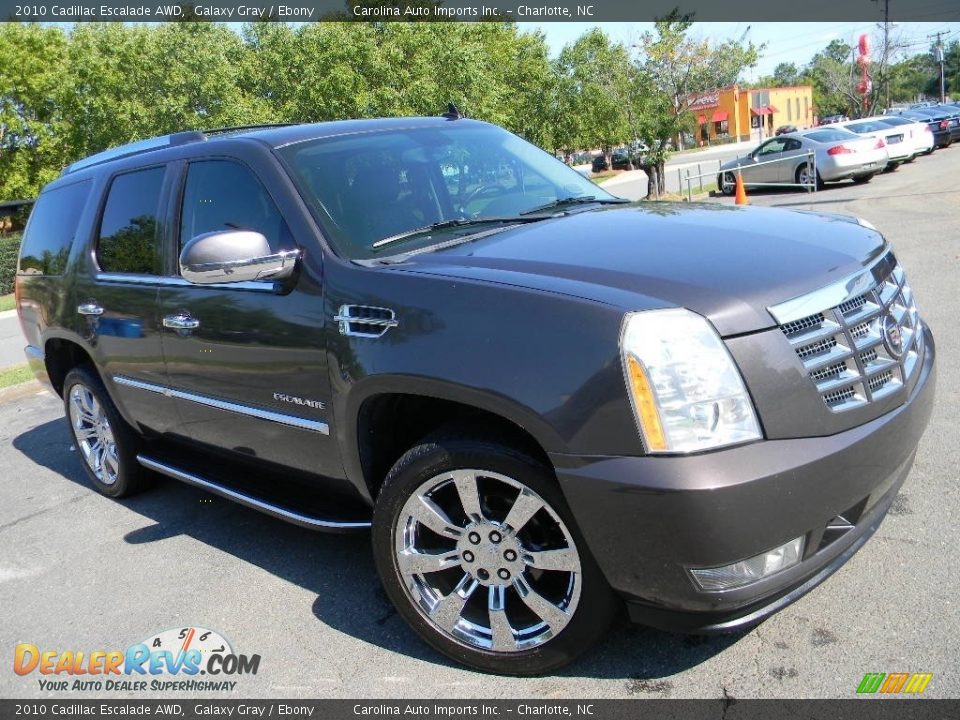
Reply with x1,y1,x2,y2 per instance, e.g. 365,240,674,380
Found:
180,161,293,253
97,167,165,275
878,117,910,126
18,180,91,276
847,121,889,133
783,139,802,151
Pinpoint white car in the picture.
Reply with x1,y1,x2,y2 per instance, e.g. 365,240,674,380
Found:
875,115,936,158
826,118,912,167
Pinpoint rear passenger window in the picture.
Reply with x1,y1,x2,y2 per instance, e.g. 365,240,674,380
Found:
18,180,92,276
180,160,293,253
97,167,165,275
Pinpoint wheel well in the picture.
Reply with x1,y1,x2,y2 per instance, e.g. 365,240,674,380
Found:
44,338,94,397
356,394,553,498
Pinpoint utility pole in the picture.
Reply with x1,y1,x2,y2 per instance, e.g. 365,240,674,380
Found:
929,31,951,103
873,0,891,110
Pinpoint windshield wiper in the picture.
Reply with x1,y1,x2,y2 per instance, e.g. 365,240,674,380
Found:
371,216,546,250
521,196,629,215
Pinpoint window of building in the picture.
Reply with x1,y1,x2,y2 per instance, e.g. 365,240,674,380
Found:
787,100,792,121
18,180,92,276
795,98,801,120
97,167,165,275
804,97,810,120
714,120,729,136
180,160,293,254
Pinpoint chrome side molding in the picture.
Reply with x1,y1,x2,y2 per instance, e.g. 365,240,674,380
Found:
137,455,371,532
113,375,329,435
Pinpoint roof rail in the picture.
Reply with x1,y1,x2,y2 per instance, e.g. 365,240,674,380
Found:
63,131,206,175
202,123,296,136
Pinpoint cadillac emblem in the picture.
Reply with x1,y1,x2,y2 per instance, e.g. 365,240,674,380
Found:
882,312,904,359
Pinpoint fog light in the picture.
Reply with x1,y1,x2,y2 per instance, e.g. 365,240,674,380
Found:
690,537,805,591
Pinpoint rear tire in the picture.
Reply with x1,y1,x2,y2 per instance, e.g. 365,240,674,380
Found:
63,366,151,498
853,173,875,184
795,164,824,190
371,432,618,675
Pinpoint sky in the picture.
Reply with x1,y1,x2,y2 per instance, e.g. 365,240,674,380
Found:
517,22,960,81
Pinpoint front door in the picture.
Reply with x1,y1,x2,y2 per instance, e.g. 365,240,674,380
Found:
157,158,338,478
749,138,787,185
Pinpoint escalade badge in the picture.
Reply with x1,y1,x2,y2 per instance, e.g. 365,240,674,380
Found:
882,313,904,359
274,392,325,410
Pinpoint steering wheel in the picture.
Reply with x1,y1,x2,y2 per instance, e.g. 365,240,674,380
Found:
461,183,508,213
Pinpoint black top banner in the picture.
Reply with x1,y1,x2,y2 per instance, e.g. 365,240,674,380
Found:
2,0,959,22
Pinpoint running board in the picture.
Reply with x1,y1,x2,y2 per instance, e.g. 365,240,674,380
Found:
137,455,372,532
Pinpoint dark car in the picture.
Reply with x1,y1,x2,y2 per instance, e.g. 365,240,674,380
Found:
591,154,608,172
775,124,799,136
891,108,955,148
819,114,849,125
17,117,935,676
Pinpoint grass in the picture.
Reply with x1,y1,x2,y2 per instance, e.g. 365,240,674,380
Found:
592,171,621,184
0,363,32,389
0,293,14,312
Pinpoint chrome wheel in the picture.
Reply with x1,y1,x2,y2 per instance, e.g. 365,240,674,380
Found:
394,469,582,653
721,173,736,195
798,164,814,187
68,383,119,485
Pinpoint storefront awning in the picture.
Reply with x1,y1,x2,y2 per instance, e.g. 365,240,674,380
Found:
751,106,774,116
711,110,728,122
767,105,779,113
697,114,707,124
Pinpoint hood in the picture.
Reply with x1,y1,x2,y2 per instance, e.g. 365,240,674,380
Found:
389,203,888,336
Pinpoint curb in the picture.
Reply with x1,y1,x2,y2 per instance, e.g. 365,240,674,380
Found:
0,380,48,406
0,309,18,320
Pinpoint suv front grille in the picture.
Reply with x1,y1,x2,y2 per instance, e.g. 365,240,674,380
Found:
773,257,923,413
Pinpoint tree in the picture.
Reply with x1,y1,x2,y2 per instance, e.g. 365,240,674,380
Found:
632,18,759,197
0,24,71,200
553,29,633,167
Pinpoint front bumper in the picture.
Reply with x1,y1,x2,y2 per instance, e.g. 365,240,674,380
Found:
552,327,935,633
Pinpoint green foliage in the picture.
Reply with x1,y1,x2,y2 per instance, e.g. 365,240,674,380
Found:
0,233,22,295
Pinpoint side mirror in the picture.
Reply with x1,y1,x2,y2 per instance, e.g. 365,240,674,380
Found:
179,230,300,285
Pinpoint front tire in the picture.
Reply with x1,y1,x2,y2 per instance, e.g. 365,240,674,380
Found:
372,433,618,675
63,366,150,498
720,172,736,196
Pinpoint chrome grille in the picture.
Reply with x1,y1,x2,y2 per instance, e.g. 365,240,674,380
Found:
770,254,924,413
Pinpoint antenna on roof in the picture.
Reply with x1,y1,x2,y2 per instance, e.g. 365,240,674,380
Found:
442,103,462,120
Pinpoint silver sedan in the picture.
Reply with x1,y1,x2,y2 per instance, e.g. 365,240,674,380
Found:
718,128,888,195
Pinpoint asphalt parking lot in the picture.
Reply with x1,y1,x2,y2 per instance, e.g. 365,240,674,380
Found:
1,146,958,700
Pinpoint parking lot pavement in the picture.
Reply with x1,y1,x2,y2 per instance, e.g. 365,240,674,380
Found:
2,147,958,699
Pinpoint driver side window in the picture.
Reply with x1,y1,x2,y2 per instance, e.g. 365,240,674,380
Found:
180,160,294,254
758,140,785,156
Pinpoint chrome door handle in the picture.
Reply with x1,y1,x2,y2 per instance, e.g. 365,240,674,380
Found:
163,314,200,330
77,303,104,316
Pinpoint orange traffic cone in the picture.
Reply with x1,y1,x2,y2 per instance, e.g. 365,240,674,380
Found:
734,173,749,205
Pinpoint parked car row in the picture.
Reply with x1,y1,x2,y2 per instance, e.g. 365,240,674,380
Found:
717,108,952,196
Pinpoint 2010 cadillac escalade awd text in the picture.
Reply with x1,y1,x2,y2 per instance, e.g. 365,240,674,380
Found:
16,117,935,675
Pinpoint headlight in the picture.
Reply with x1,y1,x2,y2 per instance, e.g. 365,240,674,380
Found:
620,308,761,453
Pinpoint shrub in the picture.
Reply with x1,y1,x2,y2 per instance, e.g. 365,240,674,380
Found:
0,233,22,296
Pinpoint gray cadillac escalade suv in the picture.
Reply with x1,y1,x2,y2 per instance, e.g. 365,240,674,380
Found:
16,116,935,675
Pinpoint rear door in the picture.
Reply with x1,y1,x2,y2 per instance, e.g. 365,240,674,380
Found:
156,156,339,478
77,165,180,432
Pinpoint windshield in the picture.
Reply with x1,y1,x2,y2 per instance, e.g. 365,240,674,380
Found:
278,122,617,259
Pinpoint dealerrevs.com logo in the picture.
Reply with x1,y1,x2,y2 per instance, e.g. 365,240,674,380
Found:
14,626,260,693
